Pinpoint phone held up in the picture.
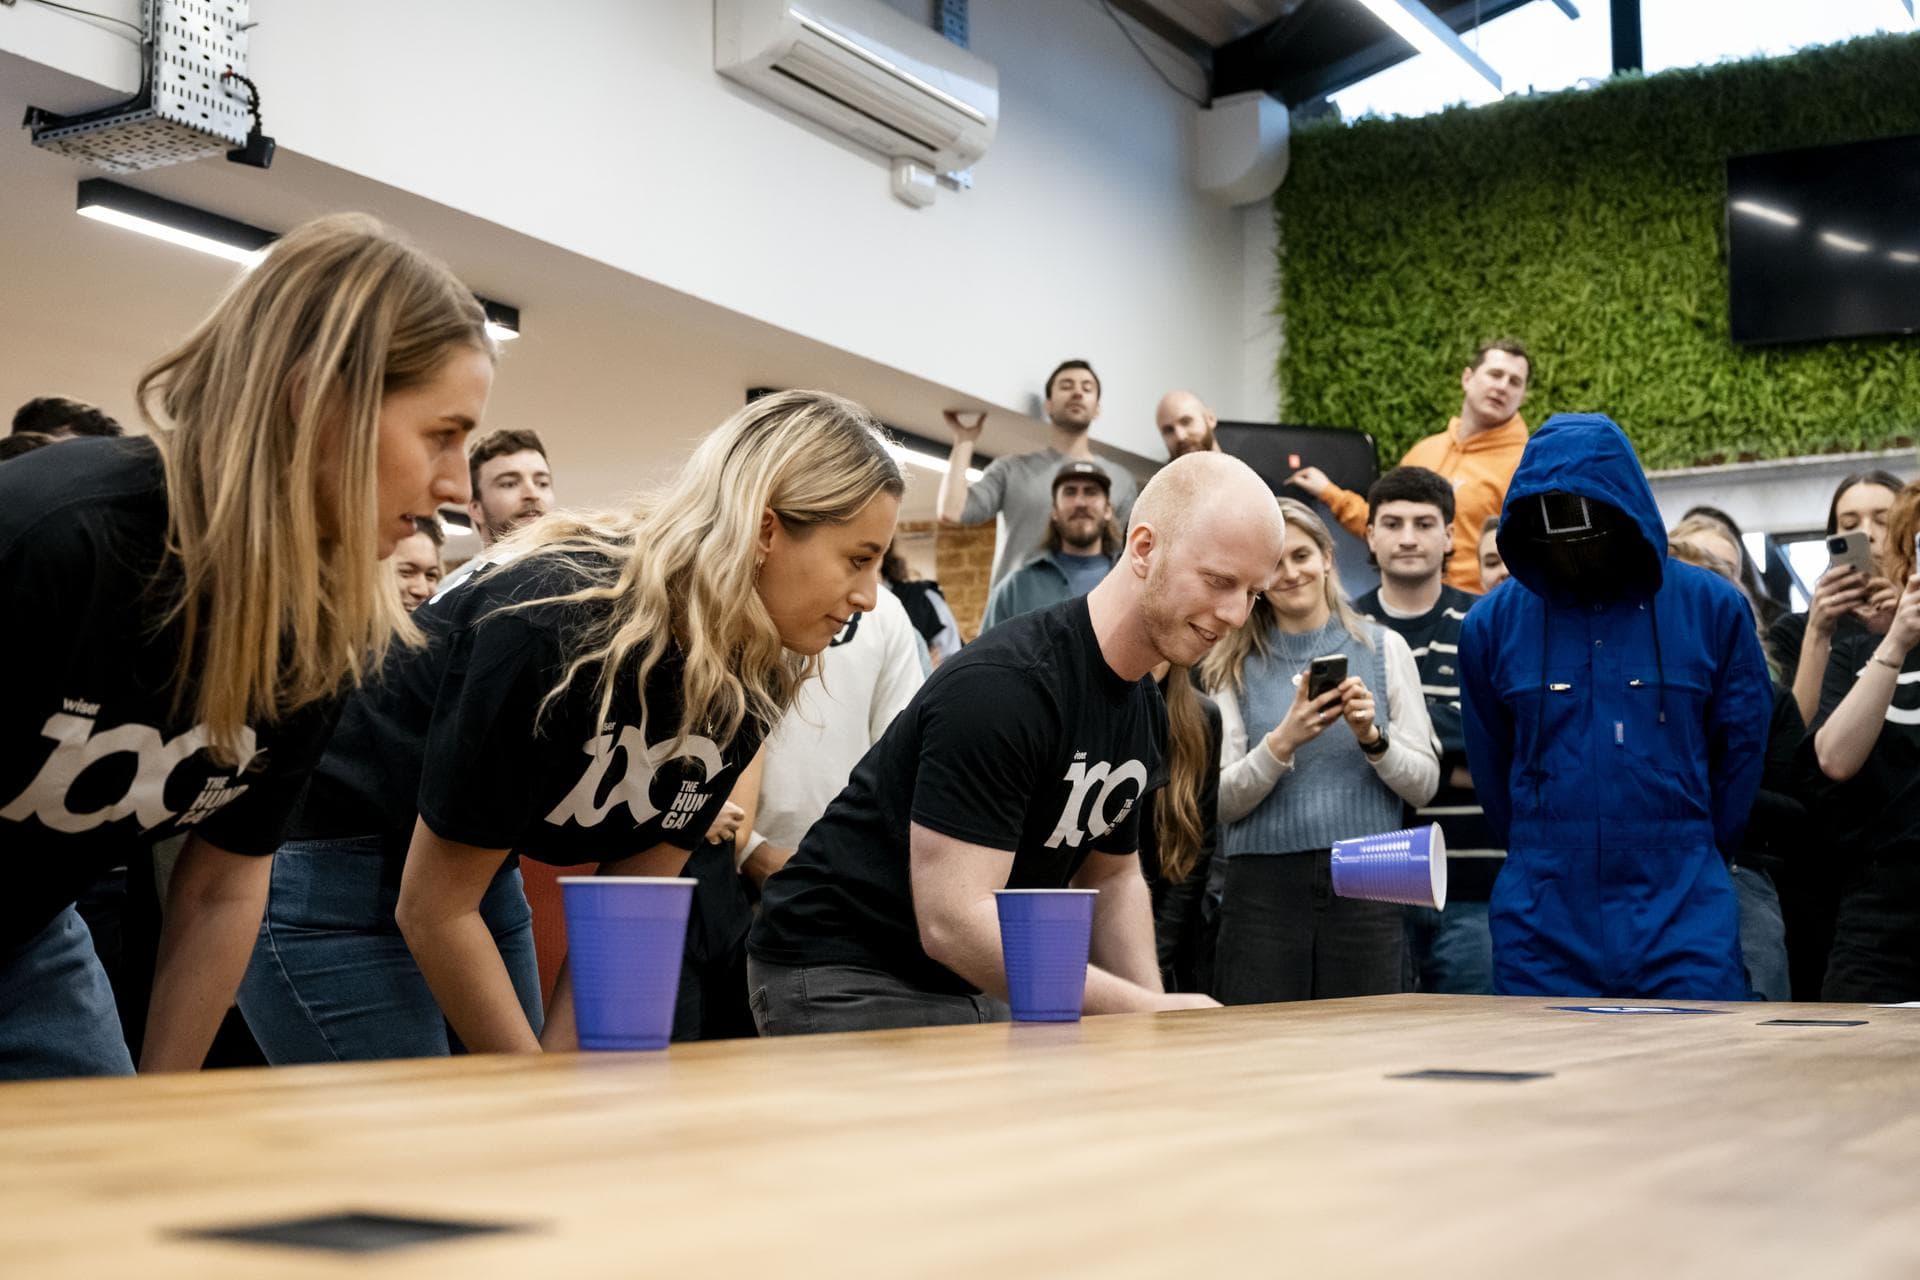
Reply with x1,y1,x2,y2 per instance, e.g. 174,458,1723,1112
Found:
1826,529,1872,578
1306,654,1348,700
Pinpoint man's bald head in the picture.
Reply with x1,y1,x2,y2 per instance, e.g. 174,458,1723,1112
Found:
1131,451,1280,550
1155,390,1218,459
1121,452,1286,668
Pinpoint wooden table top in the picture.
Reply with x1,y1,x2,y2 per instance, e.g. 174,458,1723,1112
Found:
4,995,1916,1278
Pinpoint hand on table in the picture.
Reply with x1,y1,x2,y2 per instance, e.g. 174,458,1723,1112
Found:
1154,992,1221,1011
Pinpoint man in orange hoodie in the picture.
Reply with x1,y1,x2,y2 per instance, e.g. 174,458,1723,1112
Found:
1290,338,1532,595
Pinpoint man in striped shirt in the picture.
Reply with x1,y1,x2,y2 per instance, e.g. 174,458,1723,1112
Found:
1352,466,1500,994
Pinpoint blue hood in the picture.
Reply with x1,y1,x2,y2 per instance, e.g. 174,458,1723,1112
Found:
1496,413,1667,600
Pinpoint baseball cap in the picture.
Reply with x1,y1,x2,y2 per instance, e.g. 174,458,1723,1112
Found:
1052,459,1112,494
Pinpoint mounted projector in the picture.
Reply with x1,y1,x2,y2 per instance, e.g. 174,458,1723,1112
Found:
25,0,258,174
714,0,998,201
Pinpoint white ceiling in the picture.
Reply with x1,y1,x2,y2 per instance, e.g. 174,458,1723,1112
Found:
0,53,1157,522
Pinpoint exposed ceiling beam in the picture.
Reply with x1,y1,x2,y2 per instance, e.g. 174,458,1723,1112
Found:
1213,0,1542,104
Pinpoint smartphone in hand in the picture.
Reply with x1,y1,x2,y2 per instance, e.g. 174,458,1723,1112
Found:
1306,654,1348,700
1827,529,1872,576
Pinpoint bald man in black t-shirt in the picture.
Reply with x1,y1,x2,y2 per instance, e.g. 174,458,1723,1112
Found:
749,452,1288,1034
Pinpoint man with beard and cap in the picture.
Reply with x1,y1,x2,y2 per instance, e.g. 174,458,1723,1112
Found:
1458,413,1772,999
979,460,1122,632
939,359,1140,590
1155,390,1220,460
749,451,1284,1034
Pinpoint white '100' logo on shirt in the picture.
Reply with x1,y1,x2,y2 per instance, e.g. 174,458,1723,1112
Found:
1,703,260,835
1043,756,1150,850
547,726,725,830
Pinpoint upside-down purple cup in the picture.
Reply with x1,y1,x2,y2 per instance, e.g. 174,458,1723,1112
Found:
995,888,1097,1022
1330,823,1449,910
559,876,696,1051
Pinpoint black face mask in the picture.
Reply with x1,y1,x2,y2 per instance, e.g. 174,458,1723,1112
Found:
1511,492,1642,602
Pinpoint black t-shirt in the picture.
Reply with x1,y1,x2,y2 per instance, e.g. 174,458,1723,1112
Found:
1353,585,1474,755
1738,687,1815,876
1768,610,1871,691
1811,629,1920,862
297,549,762,865
889,579,948,646
1355,584,1501,899
749,596,1167,994
0,438,339,946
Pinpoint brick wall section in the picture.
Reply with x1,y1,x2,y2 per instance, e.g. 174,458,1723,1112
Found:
896,518,997,643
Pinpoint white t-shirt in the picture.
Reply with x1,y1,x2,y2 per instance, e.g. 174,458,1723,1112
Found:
751,587,925,852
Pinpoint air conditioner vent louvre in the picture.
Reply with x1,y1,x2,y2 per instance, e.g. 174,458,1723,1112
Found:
716,0,998,178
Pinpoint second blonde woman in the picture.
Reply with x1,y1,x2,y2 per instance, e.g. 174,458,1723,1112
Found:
239,390,904,1060
1202,499,1438,1003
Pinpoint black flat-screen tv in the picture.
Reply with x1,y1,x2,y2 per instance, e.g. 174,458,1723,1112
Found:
1726,133,1920,346
1216,420,1380,592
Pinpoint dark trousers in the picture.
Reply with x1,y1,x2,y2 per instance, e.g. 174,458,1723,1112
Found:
747,956,1009,1036
72,855,158,1055
674,842,759,1042
1779,851,1843,1001
1213,851,1408,1004
1823,858,1920,1003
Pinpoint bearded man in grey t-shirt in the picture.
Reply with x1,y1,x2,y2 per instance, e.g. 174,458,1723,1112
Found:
937,359,1139,590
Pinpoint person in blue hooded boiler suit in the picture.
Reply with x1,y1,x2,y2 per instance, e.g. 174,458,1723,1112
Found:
1459,414,1772,998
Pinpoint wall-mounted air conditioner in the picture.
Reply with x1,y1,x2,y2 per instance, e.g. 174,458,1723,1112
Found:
715,0,999,203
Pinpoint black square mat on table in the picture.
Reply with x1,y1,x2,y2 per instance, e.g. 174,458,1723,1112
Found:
173,1210,532,1255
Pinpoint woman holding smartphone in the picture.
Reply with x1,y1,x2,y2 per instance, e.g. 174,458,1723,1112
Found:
1200,499,1438,1003
0,215,491,1078
1772,471,1903,725
239,390,904,1061
1809,483,1920,1001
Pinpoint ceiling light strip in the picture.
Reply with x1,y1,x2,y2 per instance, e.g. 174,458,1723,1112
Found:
1352,0,1503,92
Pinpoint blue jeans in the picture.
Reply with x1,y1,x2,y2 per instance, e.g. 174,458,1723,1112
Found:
0,906,136,1080
1732,864,1789,1002
238,836,541,1063
1405,900,1494,995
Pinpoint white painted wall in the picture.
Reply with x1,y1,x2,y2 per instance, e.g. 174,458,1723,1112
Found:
216,0,1242,458
1648,449,1915,539
0,0,139,97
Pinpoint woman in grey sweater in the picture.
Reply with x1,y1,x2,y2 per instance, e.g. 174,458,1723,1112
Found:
1200,498,1438,1003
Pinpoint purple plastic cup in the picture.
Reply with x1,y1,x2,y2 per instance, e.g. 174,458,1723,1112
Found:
1330,823,1448,909
559,876,696,1051
995,888,1097,1022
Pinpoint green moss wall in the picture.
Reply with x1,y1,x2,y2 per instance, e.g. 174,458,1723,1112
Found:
1275,32,1920,471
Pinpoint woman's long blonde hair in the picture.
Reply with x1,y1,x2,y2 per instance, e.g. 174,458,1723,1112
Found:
138,213,492,764
500,390,905,750
1154,670,1210,883
1200,496,1372,697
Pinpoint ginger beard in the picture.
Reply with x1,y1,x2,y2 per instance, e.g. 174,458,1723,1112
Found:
1139,544,1222,667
